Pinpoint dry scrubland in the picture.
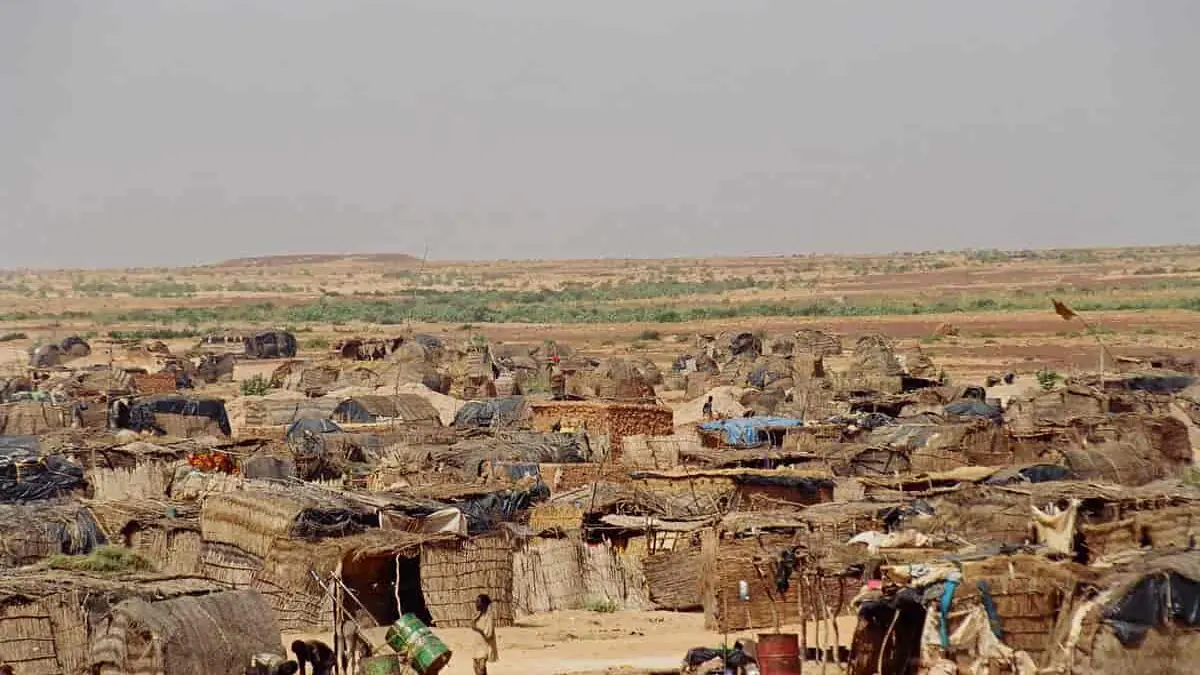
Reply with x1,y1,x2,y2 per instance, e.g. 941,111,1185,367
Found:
2,245,1199,380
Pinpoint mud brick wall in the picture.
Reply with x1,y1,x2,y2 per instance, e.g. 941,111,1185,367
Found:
530,401,674,462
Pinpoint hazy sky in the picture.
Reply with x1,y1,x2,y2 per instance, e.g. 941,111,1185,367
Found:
2,1,1197,268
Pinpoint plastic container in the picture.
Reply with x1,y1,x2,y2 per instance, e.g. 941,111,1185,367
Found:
738,580,750,601
756,633,801,675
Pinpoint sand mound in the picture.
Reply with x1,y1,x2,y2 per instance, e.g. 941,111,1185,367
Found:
671,386,751,427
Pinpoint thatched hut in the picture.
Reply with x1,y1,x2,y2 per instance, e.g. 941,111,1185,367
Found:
420,532,514,627
850,554,1093,674
331,394,442,427
0,501,105,567
199,484,377,559
0,401,76,435
113,395,232,438
249,528,510,633
67,440,188,502
88,501,204,575
1048,550,1200,675
1005,383,1107,431
90,589,282,675
0,572,224,675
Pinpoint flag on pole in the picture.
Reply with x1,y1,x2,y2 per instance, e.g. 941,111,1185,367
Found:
1051,298,1077,321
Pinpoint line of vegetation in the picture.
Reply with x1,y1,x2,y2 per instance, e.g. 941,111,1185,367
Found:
1,290,1191,327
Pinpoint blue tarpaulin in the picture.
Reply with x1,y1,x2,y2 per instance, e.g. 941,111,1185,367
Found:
699,416,804,447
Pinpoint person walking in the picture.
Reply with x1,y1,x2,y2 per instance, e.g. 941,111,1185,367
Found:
470,594,499,675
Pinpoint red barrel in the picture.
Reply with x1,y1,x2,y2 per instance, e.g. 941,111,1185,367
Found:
757,632,801,675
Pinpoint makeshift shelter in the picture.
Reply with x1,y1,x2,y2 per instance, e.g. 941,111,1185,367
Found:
698,416,805,449
1049,550,1200,675
453,397,530,429
243,330,297,359
0,501,105,567
200,484,377,559
88,501,204,575
250,529,467,633
69,440,189,502
90,589,282,675
113,395,231,438
0,572,223,675
420,532,515,627
0,446,86,503
227,393,341,434
0,401,76,435
331,394,441,427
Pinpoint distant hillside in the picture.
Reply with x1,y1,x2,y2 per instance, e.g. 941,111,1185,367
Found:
211,253,421,268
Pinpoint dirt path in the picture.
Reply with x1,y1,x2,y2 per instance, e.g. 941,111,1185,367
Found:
285,610,847,675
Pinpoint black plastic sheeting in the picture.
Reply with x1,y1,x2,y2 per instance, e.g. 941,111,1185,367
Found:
1123,374,1196,394
0,448,86,503
121,396,232,436
944,399,1004,423
286,418,343,441
730,332,762,358
291,507,377,540
1104,571,1200,646
856,588,927,675
411,334,443,350
729,474,835,494
682,646,754,669
985,464,1072,486
453,484,550,534
244,331,298,359
453,397,527,428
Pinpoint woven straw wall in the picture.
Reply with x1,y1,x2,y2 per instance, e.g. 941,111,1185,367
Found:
0,592,89,675
0,402,71,435
128,527,204,576
199,541,264,589
702,532,802,632
581,536,652,611
512,535,585,616
1082,504,1200,559
952,556,1078,661
643,541,703,610
621,434,695,470
420,534,514,628
89,459,179,502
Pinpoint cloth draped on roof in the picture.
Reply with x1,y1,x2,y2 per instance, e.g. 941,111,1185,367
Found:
699,416,804,447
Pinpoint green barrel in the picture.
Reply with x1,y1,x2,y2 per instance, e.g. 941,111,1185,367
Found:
385,614,427,652
385,614,453,675
361,654,403,675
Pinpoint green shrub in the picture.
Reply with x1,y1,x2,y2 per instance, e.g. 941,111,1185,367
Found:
240,374,272,396
46,546,152,573
1036,369,1062,391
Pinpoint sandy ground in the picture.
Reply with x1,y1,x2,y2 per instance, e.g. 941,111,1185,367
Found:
284,610,854,675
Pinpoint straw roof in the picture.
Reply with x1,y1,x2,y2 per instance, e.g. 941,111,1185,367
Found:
0,501,105,567
199,481,376,558
90,589,281,675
